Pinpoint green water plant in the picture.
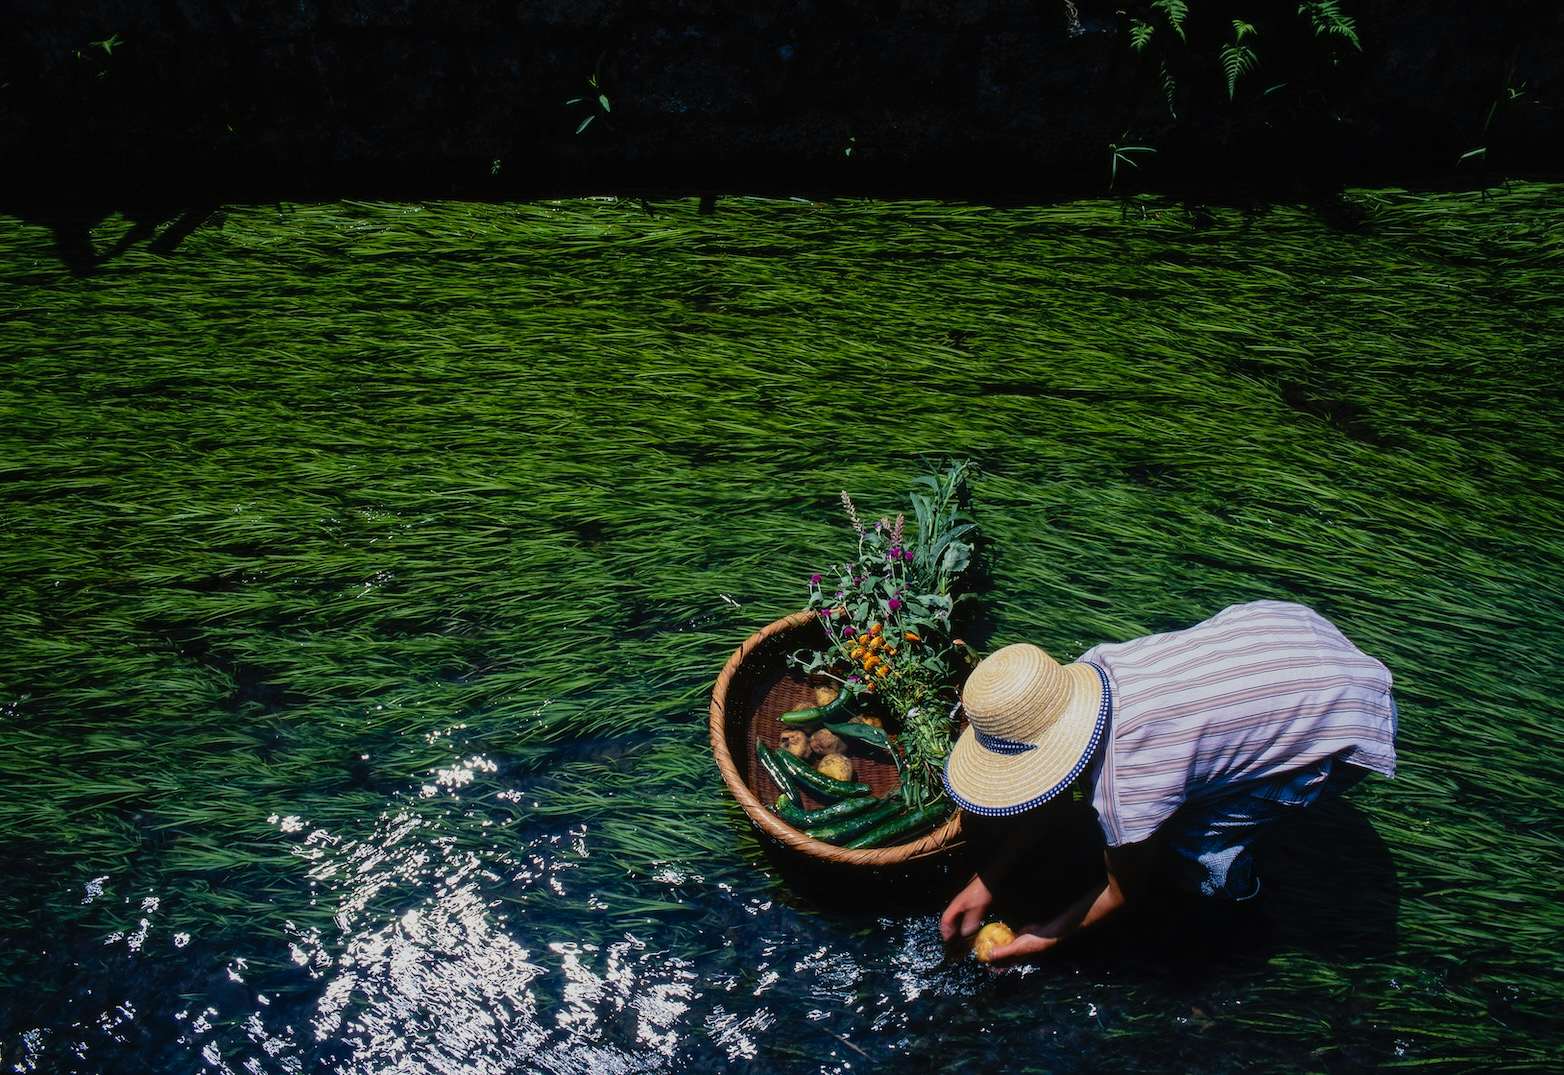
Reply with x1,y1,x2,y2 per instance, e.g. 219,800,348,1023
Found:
1,192,1562,1070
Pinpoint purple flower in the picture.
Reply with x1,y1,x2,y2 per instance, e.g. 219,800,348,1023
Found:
888,546,901,559
848,674,862,683
842,626,856,638
887,598,903,612
810,573,822,585
903,548,915,561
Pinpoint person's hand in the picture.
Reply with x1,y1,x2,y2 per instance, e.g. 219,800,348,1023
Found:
939,873,994,943
983,923,1057,963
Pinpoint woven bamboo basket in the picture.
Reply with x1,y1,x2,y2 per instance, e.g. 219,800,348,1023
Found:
709,611,965,867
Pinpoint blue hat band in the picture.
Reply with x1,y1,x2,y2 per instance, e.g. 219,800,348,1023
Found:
941,663,1113,817
973,729,1038,755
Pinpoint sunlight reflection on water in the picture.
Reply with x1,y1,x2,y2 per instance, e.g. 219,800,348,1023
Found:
238,780,811,1073
10,752,1098,1075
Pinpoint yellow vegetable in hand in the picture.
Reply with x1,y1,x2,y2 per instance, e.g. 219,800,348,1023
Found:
816,753,854,782
973,922,1016,963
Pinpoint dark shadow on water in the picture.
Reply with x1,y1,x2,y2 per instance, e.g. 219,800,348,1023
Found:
757,826,974,917
1017,793,1400,983
764,788,1399,981
7,205,220,278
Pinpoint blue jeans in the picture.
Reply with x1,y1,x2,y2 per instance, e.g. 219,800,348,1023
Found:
1163,757,1369,901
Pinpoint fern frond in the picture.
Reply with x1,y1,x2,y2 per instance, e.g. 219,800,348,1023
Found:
1130,18,1156,53
1232,20,1258,44
1221,44,1258,99
1152,0,1188,42
1299,1,1361,50
1160,60,1178,119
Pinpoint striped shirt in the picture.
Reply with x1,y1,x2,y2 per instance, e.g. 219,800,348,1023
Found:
1078,600,1397,847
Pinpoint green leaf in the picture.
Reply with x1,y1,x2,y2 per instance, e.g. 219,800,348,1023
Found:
1110,144,1156,187
575,115,595,135
1299,1,1360,50
941,542,971,576
598,94,611,113
1221,43,1258,99
1129,19,1155,53
910,493,934,551
1152,0,1188,41
825,721,892,752
1160,61,1178,118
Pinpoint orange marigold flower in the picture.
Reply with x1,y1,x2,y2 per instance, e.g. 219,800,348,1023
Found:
875,665,889,677
903,631,920,642
869,623,883,636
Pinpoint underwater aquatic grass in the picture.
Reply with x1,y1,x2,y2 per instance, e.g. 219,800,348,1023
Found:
0,188,1561,1072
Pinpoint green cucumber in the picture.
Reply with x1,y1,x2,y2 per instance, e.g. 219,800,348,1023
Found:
774,793,880,830
844,802,951,850
773,794,808,827
771,746,871,800
780,689,858,726
806,798,904,844
755,742,802,808
824,719,892,752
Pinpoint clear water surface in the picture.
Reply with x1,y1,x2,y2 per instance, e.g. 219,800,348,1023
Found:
1,193,1560,1073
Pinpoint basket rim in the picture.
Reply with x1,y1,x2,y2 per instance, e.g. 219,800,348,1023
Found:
709,610,964,867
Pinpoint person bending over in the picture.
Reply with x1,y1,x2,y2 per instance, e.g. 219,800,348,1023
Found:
939,600,1398,961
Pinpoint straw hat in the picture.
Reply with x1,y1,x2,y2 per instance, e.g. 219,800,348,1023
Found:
942,643,1111,816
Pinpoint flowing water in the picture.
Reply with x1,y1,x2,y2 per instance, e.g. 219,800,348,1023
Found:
1,191,1560,1073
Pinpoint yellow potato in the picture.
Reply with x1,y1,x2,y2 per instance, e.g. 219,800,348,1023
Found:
816,753,854,782
809,728,845,757
778,729,809,759
849,714,884,729
813,685,838,707
973,922,1016,963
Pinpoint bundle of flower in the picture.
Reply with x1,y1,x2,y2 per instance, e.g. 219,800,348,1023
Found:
754,461,979,849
